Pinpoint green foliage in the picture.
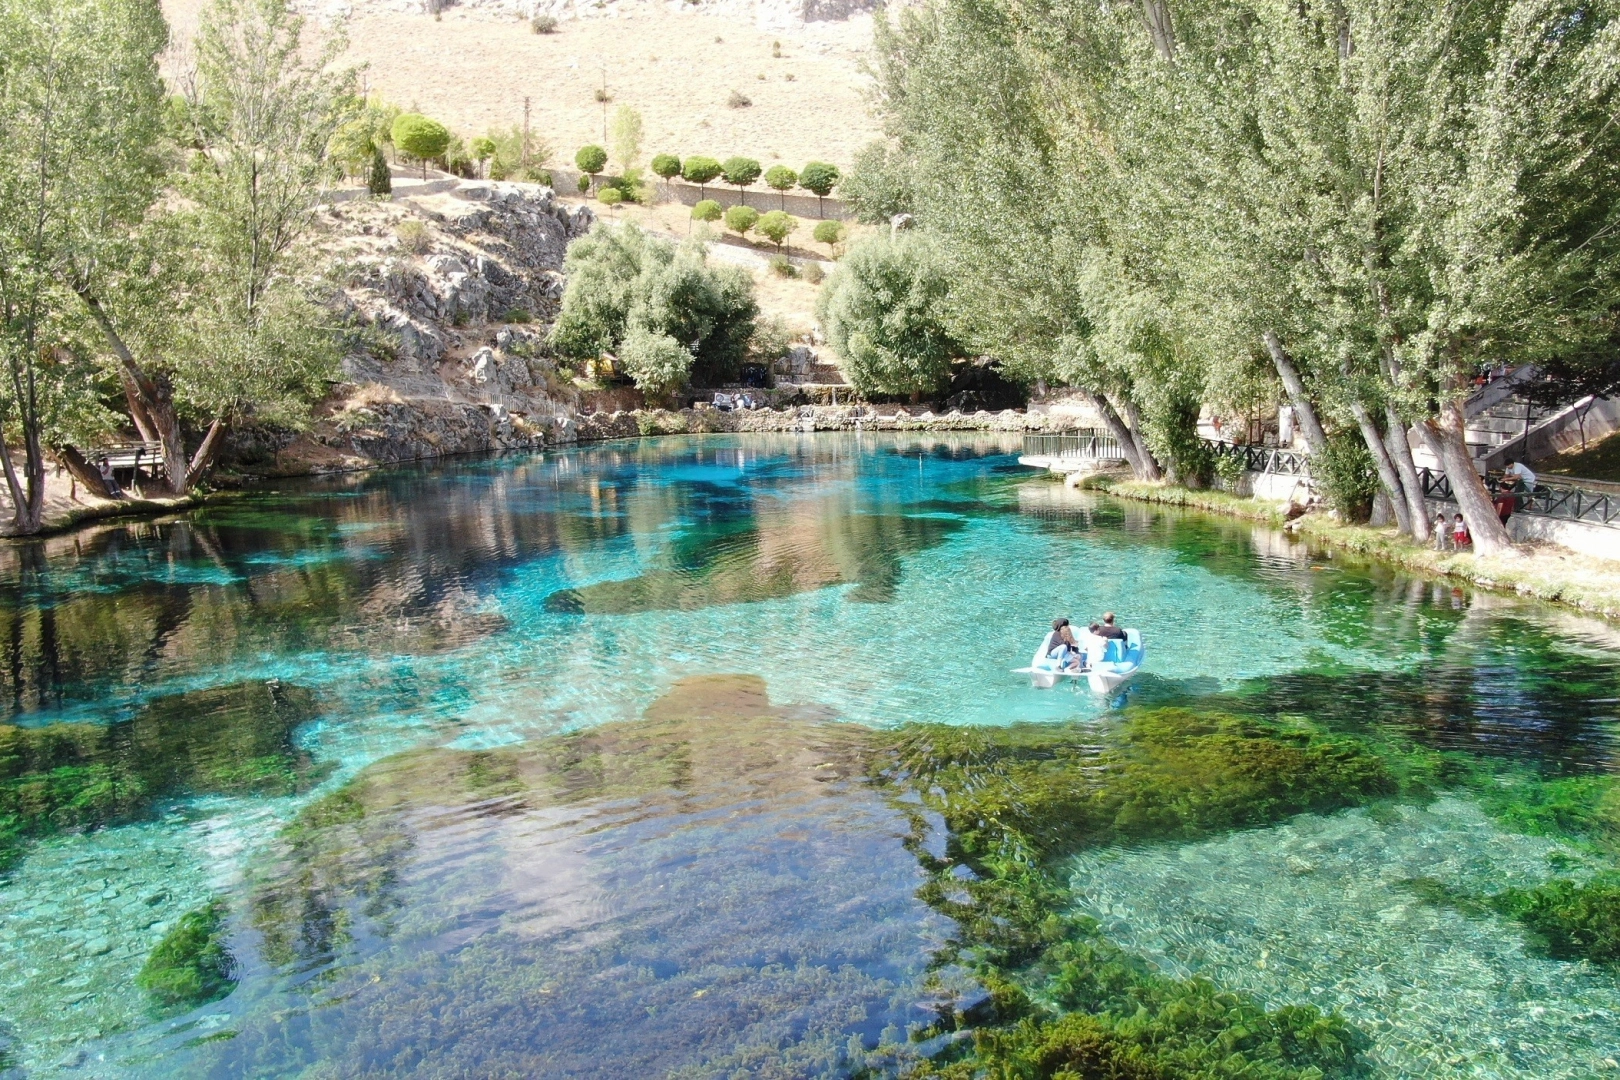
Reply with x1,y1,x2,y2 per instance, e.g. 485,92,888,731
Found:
574,143,608,180
801,261,823,284
723,204,759,237
681,155,723,193
619,327,692,397
756,209,797,250
838,140,913,224
484,125,551,181
650,153,682,181
749,313,793,363
812,218,844,251
367,145,391,195
137,900,237,1008
390,113,450,167
548,224,757,386
763,164,797,206
470,136,497,168
720,156,762,197
691,199,723,223
815,233,961,398
767,254,796,278
609,105,643,173
577,174,592,194
1315,432,1380,522
329,95,400,178
798,160,839,200
598,187,624,207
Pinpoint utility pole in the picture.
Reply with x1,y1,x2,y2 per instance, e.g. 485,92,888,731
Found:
522,96,531,169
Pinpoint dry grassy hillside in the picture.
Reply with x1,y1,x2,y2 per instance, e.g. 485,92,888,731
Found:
161,0,882,173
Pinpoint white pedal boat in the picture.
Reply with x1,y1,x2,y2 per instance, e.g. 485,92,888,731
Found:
1015,629,1144,693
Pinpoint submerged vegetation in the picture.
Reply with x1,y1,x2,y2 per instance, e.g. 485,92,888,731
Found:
136,900,237,1008
0,682,324,871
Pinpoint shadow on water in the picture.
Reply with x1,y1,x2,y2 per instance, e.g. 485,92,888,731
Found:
172,676,947,1079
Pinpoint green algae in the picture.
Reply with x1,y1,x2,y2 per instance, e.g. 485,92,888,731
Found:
1406,872,1620,965
0,681,325,871
872,707,1392,1079
136,900,237,1008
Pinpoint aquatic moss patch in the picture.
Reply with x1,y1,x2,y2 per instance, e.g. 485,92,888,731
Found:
1406,872,1620,964
0,681,325,871
877,707,1384,1078
882,708,1398,864
137,900,237,1008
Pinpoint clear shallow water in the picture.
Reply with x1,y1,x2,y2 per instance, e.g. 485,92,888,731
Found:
1,434,1619,1077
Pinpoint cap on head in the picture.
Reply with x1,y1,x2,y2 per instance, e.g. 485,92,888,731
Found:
1103,612,1116,624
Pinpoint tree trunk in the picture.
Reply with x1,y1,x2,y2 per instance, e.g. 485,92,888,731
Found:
56,445,112,499
1078,389,1153,480
1348,399,1411,535
1420,404,1513,555
1138,0,1176,62
75,286,189,495
185,418,228,488
1262,330,1328,456
1118,397,1164,481
1384,405,1430,542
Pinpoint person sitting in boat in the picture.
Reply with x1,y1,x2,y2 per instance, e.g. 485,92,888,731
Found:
1094,612,1127,642
1046,618,1084,671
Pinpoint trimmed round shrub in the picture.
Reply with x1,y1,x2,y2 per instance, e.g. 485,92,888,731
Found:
764,164,797,206
757,209,798,250
798,160,840,211
390,113,450,177
598,187,624,207
577,174,592,194
692,199,723,223
681,155,723,195
721,156,762,196
575,144,608,181
651,153,682,182
812,219,845,250
723,204,759,238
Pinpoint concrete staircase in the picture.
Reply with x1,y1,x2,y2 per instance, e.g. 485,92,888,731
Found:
1409,366,1620,473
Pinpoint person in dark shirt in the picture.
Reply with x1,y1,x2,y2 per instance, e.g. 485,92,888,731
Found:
1095,612,1127,642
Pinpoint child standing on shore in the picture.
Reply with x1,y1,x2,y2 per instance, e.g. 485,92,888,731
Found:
1452,513,1470,550
1433,511,1452,552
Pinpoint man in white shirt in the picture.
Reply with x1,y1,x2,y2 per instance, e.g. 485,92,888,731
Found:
1503,458,1537,488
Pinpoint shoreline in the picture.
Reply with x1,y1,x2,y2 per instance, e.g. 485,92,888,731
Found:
1097,477,1620,622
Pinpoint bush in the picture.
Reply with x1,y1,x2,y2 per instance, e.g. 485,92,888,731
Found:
651,153,682,188
750,314,793,363
812,218,844,252
575,144,608,188
839,140,914,224
484,126,552,181
470,135,497,175
757,209,797,250
816,232,961,399
395,219,431,254
681,155,723,196
723,204,759,238
548,224,757,387
620,327,693,397
801,261,824,284
798,160,840,214
390,113,451,178
598,187,624,208
1315,431,1379,521
367,146,391,196
764,164,797,207
577,173,592,194
727,89,752,108
768,254,796,277
721,156,762,203
692,199,723,223
531,12,557,32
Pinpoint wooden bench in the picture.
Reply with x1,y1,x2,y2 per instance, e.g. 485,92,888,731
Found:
89,442,166,483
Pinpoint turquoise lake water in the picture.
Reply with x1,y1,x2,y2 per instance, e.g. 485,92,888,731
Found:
2,433,1618,1077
